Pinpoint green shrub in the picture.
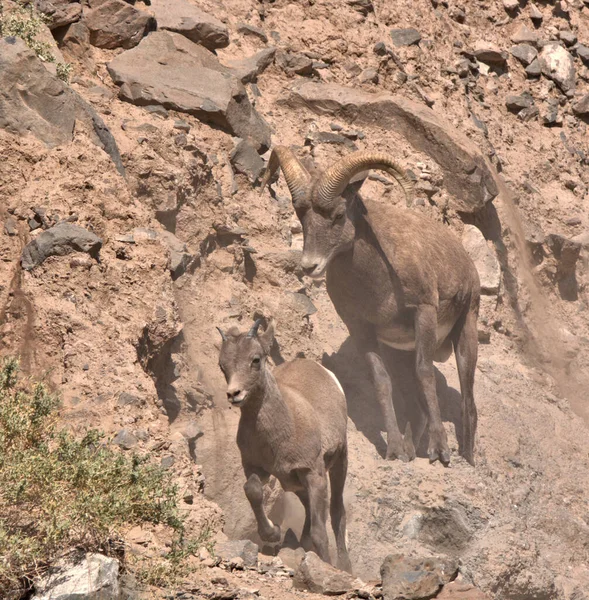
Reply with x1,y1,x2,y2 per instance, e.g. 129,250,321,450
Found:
0,2,72,82
0,358,195,598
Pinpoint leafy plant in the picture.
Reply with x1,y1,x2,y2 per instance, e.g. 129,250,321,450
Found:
0,358,203,598
0,2,72,82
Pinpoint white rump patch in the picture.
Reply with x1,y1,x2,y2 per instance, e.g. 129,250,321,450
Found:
321,365,345,395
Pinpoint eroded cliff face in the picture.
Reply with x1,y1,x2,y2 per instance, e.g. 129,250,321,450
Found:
1,0,589,597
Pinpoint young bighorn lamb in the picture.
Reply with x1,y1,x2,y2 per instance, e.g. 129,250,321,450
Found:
217,319,352,572
261,147,481,466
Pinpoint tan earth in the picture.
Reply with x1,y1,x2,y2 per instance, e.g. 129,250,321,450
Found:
1,0,589,598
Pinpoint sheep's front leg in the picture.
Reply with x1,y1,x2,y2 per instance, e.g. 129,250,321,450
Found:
300,468,330,564
415,305,450,465
244,468,281,543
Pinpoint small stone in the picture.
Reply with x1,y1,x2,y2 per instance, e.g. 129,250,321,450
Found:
529,3,543,22
449,7,466,23
511,24,539,47
293,552,355,595
390,28,421,47
525,58,542,77
473,41,508,66
217,540,259,568
503,0,520,12
572,93,589,116
229,557,245,570
118,392,142,407
145,105,169,119
436,580,491,599
510,44,537,66
518,105,539,122
359,68,378,83
305,131,356,149
174,120,190,132
373,41,388,55
4,217,17,236
505,93,533,112
160,455,175,469
230,139,265,183
113,429,138,450
543,99,562,126
539,43,576,92
237,23,268,43
559,30,577,47
576,45,589,65
276,51,314,76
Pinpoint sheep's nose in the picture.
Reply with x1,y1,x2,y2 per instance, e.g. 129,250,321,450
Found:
227,389,242,401
301,263,318,276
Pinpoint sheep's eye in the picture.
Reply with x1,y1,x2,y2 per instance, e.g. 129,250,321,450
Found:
251,357,261,367
334,211,345,223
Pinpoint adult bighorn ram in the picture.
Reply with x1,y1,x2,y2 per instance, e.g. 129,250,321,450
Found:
217,319,352,572
261,147,481,466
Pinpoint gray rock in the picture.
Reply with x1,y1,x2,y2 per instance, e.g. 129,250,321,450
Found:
276,51,314,76
32,553,119,600
543,99,562,126
359,68,378,83
462,225,501,294
230,139,265,183
505,93,533,112
237,22,268,43
305,131,356,149
108,32,271,151
390,28,421,47
227,47,276,84
293,552,355,594
380,553,458,600
0,38,124,175
84,0,156,50
511,24,539,46
473,42,508,66
286,81,499,212
529,3,543,22
539,43,576,92
113,429,138,450
559,30,577,47
150,0,229,50
347,0,374,16
216,540,259,568
49,2,82,29
285,292,317,316
117,392,143,407
160,455,175,469
572,93,589,116
21,223,102,270
576,44,589,65
510,43,538,66
157,230,195,279
174,119,191,132
525,58,542,77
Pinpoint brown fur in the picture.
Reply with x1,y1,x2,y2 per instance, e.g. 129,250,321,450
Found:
262,148,481,466
217,320,352,571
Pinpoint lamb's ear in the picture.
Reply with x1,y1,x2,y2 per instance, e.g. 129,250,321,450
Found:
259,319,275,355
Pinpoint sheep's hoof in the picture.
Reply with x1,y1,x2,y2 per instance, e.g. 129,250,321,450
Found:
385,449,410,462
428,448,451,466
260,523,281,543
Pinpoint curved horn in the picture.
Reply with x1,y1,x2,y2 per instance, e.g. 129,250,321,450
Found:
246,318,264,338
260,146,311,207
216,327,227,342
314,151,414,209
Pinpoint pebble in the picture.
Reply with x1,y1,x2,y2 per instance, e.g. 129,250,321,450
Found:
390,28,421,47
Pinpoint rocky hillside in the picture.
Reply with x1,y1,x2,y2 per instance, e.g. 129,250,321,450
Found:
1,0,589,598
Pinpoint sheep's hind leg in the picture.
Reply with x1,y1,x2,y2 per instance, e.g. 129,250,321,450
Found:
295,489,312,551
329,450,352,573
299,468,330,564
244,469,281,543
415,305,450,466
452,306,478,466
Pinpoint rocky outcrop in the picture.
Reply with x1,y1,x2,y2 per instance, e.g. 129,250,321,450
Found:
83,0,156,49
32,553,119,600
107,32,271,150
0,37,125,175
149,0,229,50
21,223,103,270
286,81,499,212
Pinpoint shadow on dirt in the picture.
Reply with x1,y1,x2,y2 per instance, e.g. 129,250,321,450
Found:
322,336,464,459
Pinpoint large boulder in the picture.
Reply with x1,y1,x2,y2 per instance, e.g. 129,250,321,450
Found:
32,553,119,600
462,225,501,294
149,0,229,50
108,32,271,150
286,82,498,212
0,37,125,175
83,0,156,49
539,43,576,93
21,223,103,270
380,553,458,600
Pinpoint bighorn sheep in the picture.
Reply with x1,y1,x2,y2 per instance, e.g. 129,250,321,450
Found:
261,148,480,466
217,319,352,571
